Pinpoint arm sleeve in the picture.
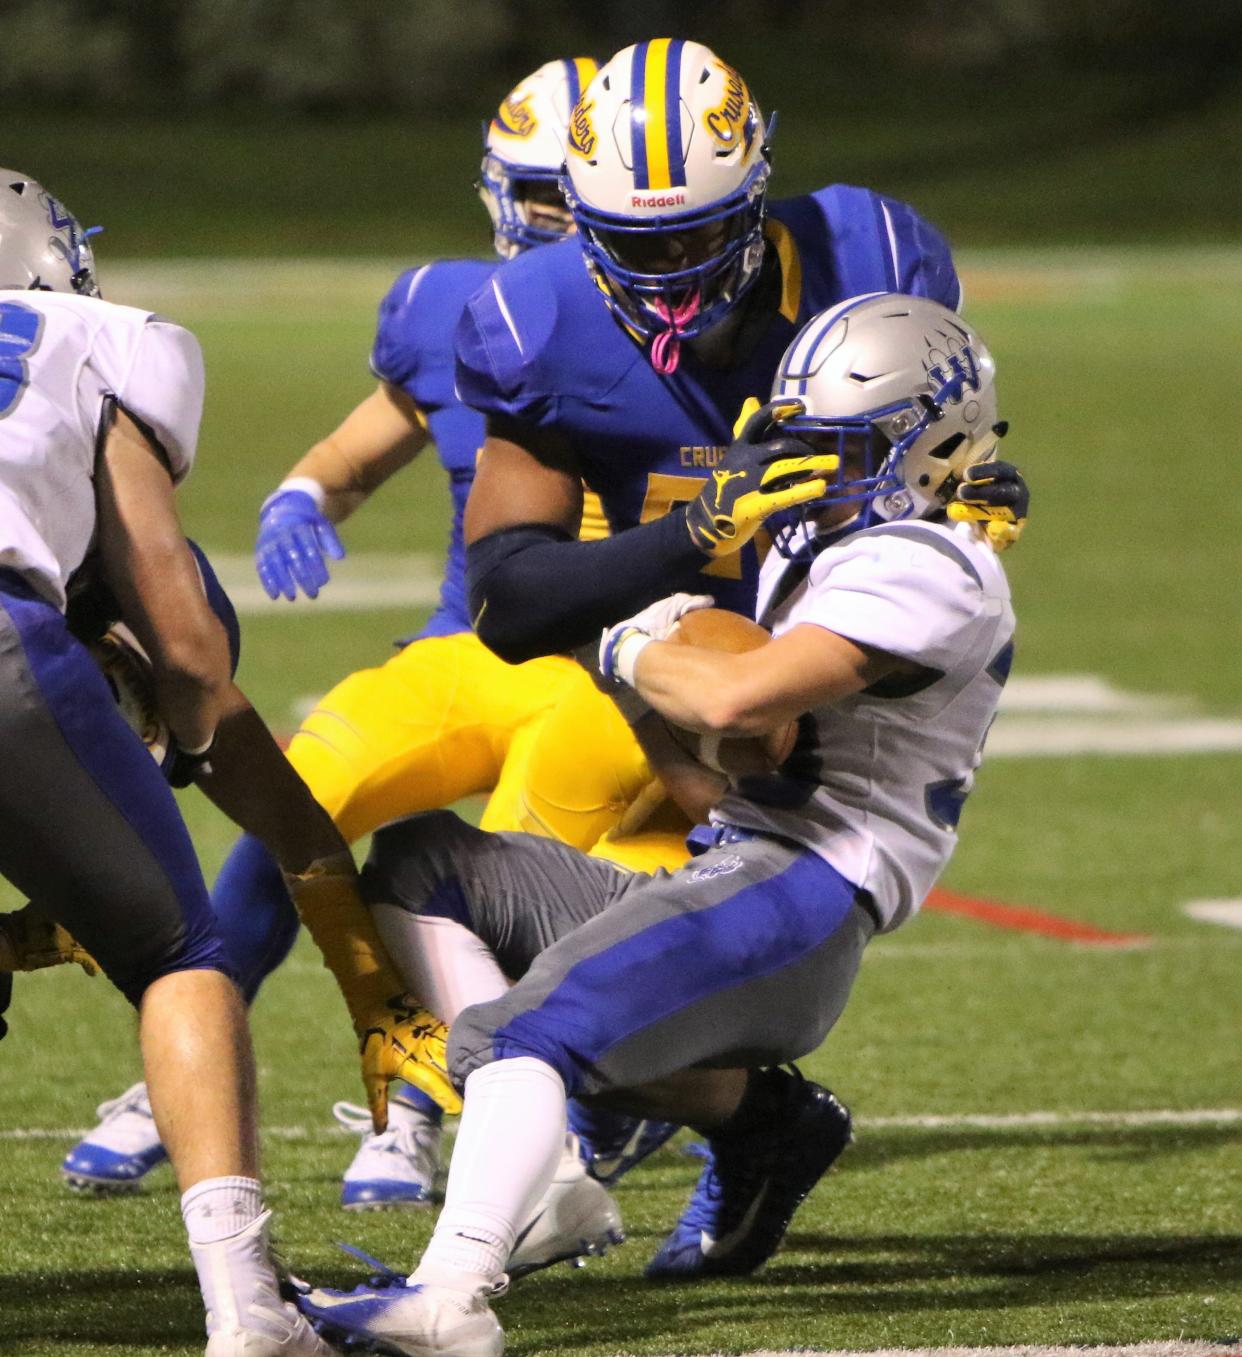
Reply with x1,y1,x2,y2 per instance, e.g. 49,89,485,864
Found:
115,319,205,483
799,532,986,672
467,513,709,664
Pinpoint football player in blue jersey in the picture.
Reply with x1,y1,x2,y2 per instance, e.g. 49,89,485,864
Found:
62,55,662,1265
458,37,973,668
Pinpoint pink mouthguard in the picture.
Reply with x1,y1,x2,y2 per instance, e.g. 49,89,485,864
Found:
649,289,701,375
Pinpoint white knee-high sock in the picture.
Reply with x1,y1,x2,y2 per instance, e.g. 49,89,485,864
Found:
412,1057,566,1290
372,906,509,1023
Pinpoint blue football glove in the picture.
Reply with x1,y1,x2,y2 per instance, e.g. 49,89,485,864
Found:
255,487,345,601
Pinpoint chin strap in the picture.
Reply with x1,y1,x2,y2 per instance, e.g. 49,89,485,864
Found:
650,288,701,374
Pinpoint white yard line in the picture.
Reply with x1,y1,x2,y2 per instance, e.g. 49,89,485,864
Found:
1184,901,1242,931
6,1107,1240,1141
210,552,442,614
987,718,1242,757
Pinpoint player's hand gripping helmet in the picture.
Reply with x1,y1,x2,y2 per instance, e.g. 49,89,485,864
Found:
765,293,1005,560
0,172,101,297
563,39,771,374
478,57,599,259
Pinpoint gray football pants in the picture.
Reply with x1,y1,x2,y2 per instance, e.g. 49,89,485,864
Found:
0,574,228,1005
362,810,875,1097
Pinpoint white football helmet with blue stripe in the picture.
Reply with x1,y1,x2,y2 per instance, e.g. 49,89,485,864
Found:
478,57,599,259
562,39,771,372
767,293,1002,558
0,171,100,297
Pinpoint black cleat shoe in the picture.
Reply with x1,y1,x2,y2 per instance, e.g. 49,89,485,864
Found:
645,1078,852,1278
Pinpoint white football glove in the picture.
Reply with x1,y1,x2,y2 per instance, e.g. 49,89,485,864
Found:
600,592,714,688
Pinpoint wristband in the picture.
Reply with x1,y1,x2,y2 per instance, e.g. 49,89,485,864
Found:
270,477,328,512
614,630,654,688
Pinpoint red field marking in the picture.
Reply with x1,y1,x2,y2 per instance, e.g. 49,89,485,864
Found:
925,887,1151,947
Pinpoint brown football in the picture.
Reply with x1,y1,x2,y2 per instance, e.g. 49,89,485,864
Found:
665,608,798,777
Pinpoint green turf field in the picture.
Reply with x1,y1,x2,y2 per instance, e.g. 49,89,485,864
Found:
1,250,1240,1356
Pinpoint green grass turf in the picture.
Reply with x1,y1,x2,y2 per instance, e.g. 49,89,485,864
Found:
1,251,1240,1355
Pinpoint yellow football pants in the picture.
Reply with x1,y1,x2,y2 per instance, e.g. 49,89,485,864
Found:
285,632,691,874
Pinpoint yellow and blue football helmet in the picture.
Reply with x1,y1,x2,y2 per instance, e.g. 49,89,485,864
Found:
562,40,771,372
478,57,599,259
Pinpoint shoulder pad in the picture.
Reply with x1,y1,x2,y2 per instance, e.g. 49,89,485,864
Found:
454,248,564,425
780,185,961,315
371,258,495,391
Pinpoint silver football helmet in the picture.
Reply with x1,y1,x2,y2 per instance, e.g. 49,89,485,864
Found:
766,293,1003,558
0,171,100,297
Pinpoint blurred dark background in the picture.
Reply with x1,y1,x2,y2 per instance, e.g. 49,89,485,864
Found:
4,0,1241,254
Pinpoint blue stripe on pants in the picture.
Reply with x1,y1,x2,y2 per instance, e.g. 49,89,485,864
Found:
489,848,857,1092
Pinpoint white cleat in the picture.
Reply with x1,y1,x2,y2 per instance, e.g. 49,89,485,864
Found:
335,1099,442,1211
193,1211,338,1357
296,1279,503,1357
61,1081,169,1191
205,1313,338,1357
508,1134,625,1278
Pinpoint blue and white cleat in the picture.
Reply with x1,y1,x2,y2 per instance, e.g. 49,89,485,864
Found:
567,1101,679,1186
335,1084,443,1211
61,1081,168,1191
508,1134,625,1278
296,1275,502,1357
645,1078,853,1278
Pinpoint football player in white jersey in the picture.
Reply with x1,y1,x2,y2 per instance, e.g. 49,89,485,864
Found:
0,171,461,1356
292,292,1017,1355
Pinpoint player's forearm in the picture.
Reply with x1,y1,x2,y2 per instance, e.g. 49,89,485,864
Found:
280,383,426,523
467,511,708,663
284,434,412,523
633,623,890,735
631,643,782,736
195,690,347,872
630,712,727,825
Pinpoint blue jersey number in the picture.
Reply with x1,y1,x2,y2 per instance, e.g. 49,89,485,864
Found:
0,301,45,420
924,639,1015,830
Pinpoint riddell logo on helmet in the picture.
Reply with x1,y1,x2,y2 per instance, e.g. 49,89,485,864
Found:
631,192,686,208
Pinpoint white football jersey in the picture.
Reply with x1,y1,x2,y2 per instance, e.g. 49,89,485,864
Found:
0,290,204,610
714,520,1015,932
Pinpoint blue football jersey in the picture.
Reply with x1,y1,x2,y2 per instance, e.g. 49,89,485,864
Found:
372,257,496,637
455,185,961,616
